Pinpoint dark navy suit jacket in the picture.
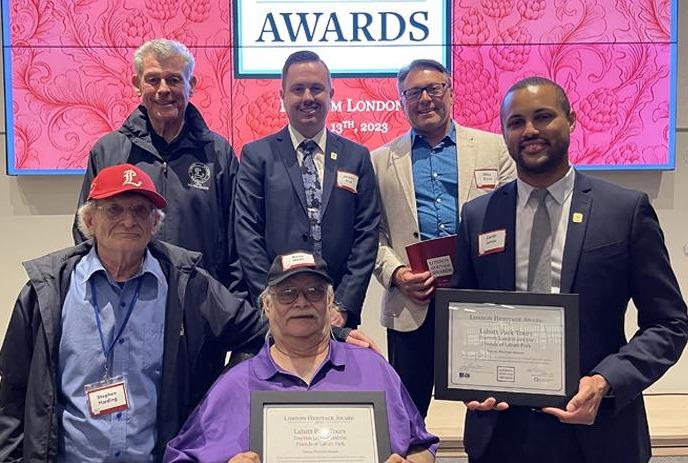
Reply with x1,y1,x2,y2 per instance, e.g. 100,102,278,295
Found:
235,127,380,326
455,172,687,463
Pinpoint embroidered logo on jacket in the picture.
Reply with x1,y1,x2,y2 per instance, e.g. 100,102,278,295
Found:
188,162,211,190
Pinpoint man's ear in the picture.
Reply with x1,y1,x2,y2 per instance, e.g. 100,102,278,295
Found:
132,74,142,96
152,212,161,230
83,209,96,236
568,110,577,132
189,75,197,96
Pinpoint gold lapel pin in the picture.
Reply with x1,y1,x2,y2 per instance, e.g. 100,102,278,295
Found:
572,212,583,223
330,152,337,160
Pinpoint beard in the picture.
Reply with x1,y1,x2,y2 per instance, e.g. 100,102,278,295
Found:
513,138,570,175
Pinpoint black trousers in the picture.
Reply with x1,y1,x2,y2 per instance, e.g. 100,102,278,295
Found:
386,300,435,418
469,407,584,463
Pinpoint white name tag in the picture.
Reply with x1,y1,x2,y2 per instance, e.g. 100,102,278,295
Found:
336,170,359,193
426,255,454,278
281,252,316,270
474,169,498,189
478,229,506,256
85,376,129,417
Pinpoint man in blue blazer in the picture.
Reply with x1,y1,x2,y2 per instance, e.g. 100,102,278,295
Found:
454,76,688,463
235,51,380,327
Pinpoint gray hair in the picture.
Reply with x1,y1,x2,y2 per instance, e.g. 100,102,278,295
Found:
397,59,451,93
133,39,195,80
76,200,165,239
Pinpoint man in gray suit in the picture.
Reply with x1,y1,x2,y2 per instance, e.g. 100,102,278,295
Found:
371,59,515,417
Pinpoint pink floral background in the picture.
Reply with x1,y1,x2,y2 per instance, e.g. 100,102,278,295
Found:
4,0,676,172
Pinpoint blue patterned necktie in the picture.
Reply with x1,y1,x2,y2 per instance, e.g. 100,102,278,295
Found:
300,139,322,256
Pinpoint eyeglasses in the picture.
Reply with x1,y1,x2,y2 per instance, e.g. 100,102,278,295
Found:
273,285,327,305
401,82,449,101
97,203,156,221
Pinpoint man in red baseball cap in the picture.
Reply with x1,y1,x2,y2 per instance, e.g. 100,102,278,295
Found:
87,162,168,208
0,163,267,462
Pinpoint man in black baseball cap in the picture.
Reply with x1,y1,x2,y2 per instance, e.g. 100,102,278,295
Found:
266,250,333,286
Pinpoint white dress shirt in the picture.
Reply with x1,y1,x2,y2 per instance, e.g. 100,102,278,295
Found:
515,167,575,293
288,124,327,186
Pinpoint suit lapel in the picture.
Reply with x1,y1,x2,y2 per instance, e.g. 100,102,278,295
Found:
456,123,477,207
320,131,340,214
275,127,308,214
560,171,592,293
390,133,419,225
485,182,517,290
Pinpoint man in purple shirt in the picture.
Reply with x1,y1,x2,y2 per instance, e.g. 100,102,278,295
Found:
165,251,438,463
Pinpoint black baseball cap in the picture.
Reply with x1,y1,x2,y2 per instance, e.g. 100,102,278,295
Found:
267,251,333,286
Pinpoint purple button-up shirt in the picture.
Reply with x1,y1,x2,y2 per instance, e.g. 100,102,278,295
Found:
164,339,439,462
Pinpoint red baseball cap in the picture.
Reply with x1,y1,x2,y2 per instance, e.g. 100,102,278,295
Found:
88,163,167,208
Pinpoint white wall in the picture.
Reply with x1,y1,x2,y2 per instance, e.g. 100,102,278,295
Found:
1,1,687,393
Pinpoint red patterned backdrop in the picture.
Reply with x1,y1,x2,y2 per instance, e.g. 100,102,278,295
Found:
3,0,677,173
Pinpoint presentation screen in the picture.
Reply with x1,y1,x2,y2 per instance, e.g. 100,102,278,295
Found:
2,0,678,174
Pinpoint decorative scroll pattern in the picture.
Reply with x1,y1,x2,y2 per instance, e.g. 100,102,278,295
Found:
4,0,674,171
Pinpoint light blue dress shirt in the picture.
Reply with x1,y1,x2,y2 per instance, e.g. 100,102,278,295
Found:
411,125,459,240
58,247,168,462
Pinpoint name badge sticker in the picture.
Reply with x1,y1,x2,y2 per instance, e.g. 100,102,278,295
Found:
336,170,359,193
85,376,129,417
281,252,316,270
478,229,506,256
474,169,498,189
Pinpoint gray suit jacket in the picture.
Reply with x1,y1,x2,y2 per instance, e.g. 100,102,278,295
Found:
371,122,515,331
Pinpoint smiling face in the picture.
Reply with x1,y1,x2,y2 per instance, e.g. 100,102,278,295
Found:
132,53,196,134
266,274,330,342
399,67,453,144
501,83,576,185
85,193,159,261
280,60,333,138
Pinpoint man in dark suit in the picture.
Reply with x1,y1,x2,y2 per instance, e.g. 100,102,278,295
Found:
454,76,688,463
235,51,380,328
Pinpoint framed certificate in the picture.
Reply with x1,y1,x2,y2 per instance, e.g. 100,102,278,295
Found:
434,289,580,408
250,391,391,463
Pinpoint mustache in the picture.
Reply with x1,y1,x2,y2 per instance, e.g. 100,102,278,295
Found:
519,137,549,146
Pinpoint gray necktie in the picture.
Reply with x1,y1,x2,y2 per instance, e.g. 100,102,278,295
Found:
299,140,322,256
527,188,552,293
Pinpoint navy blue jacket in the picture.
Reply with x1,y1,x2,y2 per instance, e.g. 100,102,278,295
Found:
235,127,380,326
455,172,688,463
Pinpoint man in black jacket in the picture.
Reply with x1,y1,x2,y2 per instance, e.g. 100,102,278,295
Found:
73,38,241,293
1,164,267,462
72,39,247,398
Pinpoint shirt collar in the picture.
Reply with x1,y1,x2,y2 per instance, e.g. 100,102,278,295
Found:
288,124,327,154
81,246,163,286
516,166,575,208
253,337,346,381
410,122,456,149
